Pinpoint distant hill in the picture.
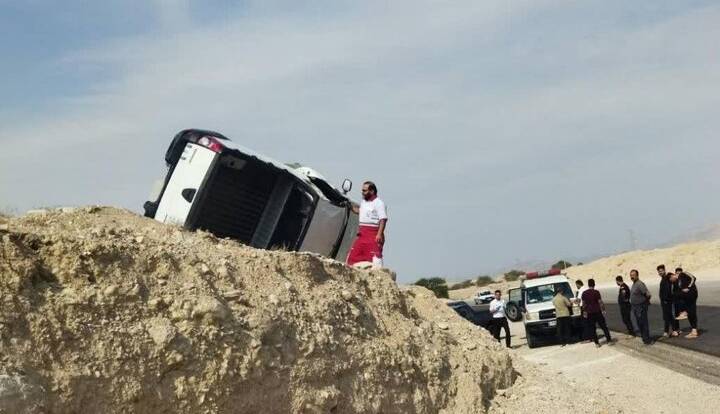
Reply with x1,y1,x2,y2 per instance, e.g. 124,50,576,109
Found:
566,239,720,284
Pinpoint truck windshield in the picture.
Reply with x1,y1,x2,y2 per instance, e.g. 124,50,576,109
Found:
525,283,573,304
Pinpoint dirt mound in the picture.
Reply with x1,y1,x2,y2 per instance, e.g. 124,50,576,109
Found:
566,239,720,284
0,207,514,413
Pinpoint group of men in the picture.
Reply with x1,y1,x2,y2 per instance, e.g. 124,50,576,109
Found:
613,266,699,344
553,278,615,348
564,266,700,347
343,183,703,349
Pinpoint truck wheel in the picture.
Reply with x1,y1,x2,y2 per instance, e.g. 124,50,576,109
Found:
506,303,521,322
526,332,539,349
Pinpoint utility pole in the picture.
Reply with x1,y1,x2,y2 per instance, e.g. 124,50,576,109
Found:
628,229,638,251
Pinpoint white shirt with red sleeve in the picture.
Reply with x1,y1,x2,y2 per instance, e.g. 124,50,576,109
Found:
359,197,388,228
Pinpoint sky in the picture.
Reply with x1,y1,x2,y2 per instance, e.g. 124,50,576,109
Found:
1,0,719,283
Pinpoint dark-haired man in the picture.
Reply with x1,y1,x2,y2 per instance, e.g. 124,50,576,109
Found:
616,275,635,336
657,264,679,338
674,267,699,338
574,279,590,341
630,269,653,345
489,290,511,348
581,278,613,347
347,181,388,268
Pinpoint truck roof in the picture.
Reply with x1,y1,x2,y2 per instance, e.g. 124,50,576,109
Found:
521,275,571,289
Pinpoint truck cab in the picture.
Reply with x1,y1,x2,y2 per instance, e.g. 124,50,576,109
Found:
519,273,582,348
143,129,358,260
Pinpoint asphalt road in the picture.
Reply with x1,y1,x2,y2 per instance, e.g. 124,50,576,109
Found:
598,279,720,357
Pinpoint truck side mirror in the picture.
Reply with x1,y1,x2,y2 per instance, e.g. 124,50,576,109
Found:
341,179,352,194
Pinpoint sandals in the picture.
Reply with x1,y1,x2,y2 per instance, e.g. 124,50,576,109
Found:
685,331,699,339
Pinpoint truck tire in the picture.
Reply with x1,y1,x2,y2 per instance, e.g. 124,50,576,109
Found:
506,302,521,322
526,332,539,349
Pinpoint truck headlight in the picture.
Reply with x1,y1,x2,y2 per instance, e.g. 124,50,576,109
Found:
525,312,539,321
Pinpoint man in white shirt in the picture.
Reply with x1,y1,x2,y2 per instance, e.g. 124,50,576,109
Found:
489,290,511,348
347,181,388,268
574,279,587,306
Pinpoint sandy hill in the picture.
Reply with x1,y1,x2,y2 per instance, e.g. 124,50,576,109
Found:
0,207,517,413
565,239,720,284
448,238,720,300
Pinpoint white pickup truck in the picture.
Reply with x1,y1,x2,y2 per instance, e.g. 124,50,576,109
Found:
143,129,358,260
473,290,494,305
520,273,583,348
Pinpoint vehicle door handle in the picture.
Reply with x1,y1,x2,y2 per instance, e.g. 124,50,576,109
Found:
181,188,197,203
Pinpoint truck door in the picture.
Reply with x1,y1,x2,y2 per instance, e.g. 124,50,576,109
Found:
154,143,217,226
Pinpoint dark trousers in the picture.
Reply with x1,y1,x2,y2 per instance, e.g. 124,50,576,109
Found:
632,303,651,344
581,315,592,340
682,298,698,330
619,303,634,335
675,298,686,315
586,312,612,344
661,301,679,333
492,317,511,348
556,316,572,344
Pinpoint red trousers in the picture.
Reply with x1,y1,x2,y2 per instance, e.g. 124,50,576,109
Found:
346,226,383,265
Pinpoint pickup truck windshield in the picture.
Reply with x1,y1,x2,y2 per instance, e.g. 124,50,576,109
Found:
525,283,573,304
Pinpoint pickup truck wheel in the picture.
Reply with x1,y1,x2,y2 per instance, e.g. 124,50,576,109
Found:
506,303,521,322
526,332,539,349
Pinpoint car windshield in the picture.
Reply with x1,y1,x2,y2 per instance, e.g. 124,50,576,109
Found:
525,283,573,304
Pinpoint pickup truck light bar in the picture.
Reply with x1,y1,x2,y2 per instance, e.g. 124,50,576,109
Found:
523,268,562,280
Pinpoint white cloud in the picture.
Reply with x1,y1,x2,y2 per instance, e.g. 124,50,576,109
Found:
1,0,719,280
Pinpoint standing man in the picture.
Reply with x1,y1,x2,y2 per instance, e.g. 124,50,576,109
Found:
629,269,653,345
657,265,679,338
574,279,589,341
675,267,699,338
616,275,635,336
347,181,388,268
553,286,573,346
581,279,613,347
574,279,587,304
489,290,511,348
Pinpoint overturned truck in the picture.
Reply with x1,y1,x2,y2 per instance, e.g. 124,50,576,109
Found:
144,129,358,260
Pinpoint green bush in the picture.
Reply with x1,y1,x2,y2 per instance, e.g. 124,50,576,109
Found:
415,277,449,299
504,270,525,282
475,275,494,287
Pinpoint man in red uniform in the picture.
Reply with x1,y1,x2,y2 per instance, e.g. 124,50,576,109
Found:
346,181,388,267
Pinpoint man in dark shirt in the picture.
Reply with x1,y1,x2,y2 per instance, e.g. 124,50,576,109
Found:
630,269,653,345
581,278,613,347
657,264,679,338
674,267,699,338
616,275,635,336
